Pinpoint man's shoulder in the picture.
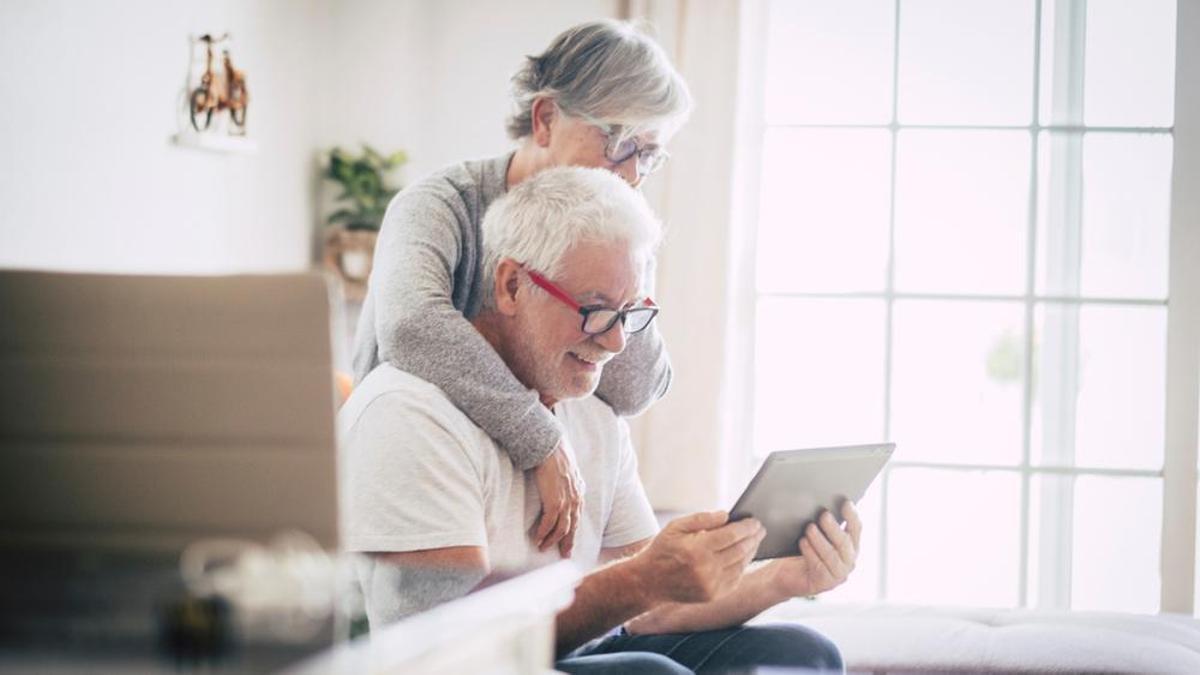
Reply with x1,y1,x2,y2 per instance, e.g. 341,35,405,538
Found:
339,364,479,440
558,396,628,444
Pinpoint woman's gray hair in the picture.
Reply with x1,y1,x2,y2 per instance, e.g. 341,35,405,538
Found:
506,19,692,141
480,166,662,310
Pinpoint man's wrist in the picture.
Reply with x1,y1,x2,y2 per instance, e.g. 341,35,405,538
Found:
617,551,661,609
760,559,807,603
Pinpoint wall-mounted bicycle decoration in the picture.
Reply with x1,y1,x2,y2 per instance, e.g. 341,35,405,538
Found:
186,33,249,135
173,33,255,153
188,33,249,134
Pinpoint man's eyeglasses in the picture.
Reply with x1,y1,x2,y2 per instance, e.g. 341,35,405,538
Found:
525,268,659,335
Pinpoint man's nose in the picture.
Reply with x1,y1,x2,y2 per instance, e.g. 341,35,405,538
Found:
593,321,627,355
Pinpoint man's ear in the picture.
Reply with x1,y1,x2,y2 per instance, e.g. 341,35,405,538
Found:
530,97,557,148
494,258,523,316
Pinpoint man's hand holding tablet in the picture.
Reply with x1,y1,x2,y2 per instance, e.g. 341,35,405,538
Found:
723,443,891,600
621,444,891,637
729,443,894,560
763,500,863,598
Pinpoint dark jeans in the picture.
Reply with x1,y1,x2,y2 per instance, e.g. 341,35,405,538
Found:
556,623,844,674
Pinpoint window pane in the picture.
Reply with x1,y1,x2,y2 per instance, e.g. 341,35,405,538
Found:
765,0,895,125
757,129,891,294
1071,476,1162,612
1029,475,1163,612
1032,305,1166,470
1036,133,1172,299
753,299,886,455
1084,0,1177,127
887,468,1021,606
894,130,1030,294
890,300,1025,465
897,0,1035,125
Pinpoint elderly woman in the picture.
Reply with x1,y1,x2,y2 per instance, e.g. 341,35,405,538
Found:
352,20,690,556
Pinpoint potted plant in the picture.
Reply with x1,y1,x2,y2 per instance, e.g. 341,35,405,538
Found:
321,144,407,300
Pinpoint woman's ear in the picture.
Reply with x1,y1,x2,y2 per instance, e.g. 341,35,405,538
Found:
530,97,557,148
494,258,523,315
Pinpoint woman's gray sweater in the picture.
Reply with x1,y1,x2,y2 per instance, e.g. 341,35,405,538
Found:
351,153,672,470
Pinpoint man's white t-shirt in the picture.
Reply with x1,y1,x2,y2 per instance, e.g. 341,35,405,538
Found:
338,364,660,621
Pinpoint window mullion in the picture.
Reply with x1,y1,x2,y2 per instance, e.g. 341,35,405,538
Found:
1030,0,1089,611
877,0,904,603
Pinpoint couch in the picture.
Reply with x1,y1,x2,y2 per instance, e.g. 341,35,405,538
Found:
757,601,1200,674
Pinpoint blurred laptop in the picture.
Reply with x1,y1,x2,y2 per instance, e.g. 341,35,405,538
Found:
0,270,339,670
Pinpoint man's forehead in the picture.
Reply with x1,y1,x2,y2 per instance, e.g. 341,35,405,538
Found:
571,272,645,306
557,241,645,304
577,286,642,307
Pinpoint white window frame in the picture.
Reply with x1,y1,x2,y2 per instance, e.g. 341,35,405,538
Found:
729,0,1200,613
1162,0,1200,616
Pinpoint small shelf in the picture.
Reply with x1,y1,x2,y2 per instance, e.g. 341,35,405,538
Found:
171,131,258,155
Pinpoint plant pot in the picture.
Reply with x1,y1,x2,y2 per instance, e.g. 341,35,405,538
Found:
322,227,378,302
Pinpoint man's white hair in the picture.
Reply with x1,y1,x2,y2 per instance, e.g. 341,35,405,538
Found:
480,166,662,310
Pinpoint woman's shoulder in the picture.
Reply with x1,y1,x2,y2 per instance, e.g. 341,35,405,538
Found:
399,153,511,209
376,152,511,245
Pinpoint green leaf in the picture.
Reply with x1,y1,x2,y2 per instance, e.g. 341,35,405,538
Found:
362,144,385,170
386,150,408,167
327,209,358,225
323,144,406,224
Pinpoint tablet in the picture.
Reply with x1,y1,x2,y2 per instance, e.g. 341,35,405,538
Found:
729,443,894,560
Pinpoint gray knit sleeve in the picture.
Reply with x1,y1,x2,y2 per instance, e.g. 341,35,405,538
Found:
592,321,672,417
592,253,673,416
370,190,562,471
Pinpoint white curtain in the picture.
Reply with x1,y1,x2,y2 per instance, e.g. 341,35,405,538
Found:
624,0,763,511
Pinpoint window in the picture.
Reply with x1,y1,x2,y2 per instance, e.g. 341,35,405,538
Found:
745,0,1187,612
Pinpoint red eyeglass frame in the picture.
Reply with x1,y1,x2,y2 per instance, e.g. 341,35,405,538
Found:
524,268,659,335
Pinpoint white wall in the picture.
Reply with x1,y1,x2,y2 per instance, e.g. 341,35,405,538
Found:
313,0,616,181
0,0,615,274
0,0,723,509
0,0,325,273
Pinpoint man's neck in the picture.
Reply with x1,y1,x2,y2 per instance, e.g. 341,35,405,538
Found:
471,313,557,410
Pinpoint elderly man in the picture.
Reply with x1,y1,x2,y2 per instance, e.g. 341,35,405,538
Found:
340,168,859,674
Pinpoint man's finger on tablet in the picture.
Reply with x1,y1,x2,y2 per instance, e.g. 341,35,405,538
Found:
799,538,836,586
842,501,863,550
806,522,849,580
668,510,729,534
718,526,764,568
819,511,857,567
707,518,763,552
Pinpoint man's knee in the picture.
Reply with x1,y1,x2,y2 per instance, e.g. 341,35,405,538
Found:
557,651,691,675
736,624,844,672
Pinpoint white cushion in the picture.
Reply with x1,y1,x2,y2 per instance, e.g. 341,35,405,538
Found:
756,602,1200,674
